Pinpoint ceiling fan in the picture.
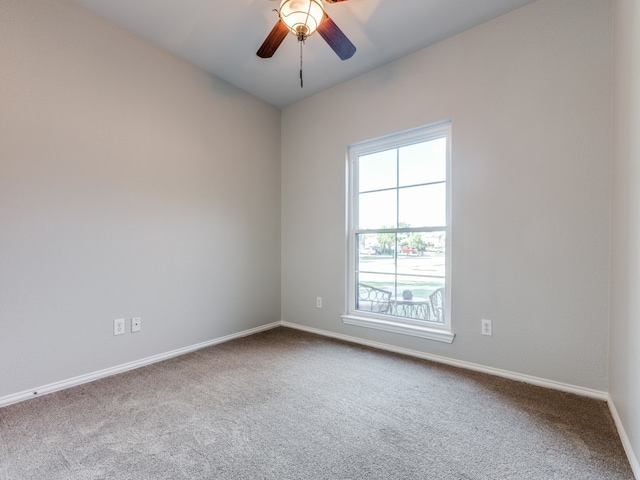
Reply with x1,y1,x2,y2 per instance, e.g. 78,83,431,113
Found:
257,0,356,62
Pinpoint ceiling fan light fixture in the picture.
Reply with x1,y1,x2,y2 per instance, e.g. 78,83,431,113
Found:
279,0,325,39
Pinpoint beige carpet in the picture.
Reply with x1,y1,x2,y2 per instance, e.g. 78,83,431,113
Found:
0,327,634,479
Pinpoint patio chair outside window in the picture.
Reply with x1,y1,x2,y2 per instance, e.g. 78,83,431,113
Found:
358,283,392,314
429,287,445,323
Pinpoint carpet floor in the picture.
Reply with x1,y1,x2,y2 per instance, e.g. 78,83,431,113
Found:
0,327,634,479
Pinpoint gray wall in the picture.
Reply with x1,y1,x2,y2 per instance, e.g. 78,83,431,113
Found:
0,0,281,398
281,0,612,392
611,0,640,472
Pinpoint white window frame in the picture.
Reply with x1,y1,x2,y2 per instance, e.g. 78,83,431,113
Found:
342,121,454,344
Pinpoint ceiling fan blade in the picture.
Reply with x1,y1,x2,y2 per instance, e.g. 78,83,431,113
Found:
257,20,290,58
317,15,356,60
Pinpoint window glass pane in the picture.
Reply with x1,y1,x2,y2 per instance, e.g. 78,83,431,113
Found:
358,190,397,230
373,231,398,257
396,232,446,278
395,231,431,256
398,183,446,227
397,257,444,297
358,150,397,192
357,233,381,255
399,137,446,187
422,231,446,255
357,233,387,270
356,272,395,292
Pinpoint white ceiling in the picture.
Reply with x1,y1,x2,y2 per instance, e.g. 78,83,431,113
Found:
70,0,535,108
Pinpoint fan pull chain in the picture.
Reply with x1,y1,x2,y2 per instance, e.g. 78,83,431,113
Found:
299,37,304,88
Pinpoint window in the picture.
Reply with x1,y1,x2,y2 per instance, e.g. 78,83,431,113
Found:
342,122,454,343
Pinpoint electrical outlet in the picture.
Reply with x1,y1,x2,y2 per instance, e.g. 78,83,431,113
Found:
481,319,492,336
316,297,322,308
131,317,141,333
114,318,125,336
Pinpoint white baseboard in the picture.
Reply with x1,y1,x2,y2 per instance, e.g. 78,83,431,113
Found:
281,321,608,401
608,396,640,479
0,322,281,409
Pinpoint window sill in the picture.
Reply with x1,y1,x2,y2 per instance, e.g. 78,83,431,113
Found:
341,314,455,344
